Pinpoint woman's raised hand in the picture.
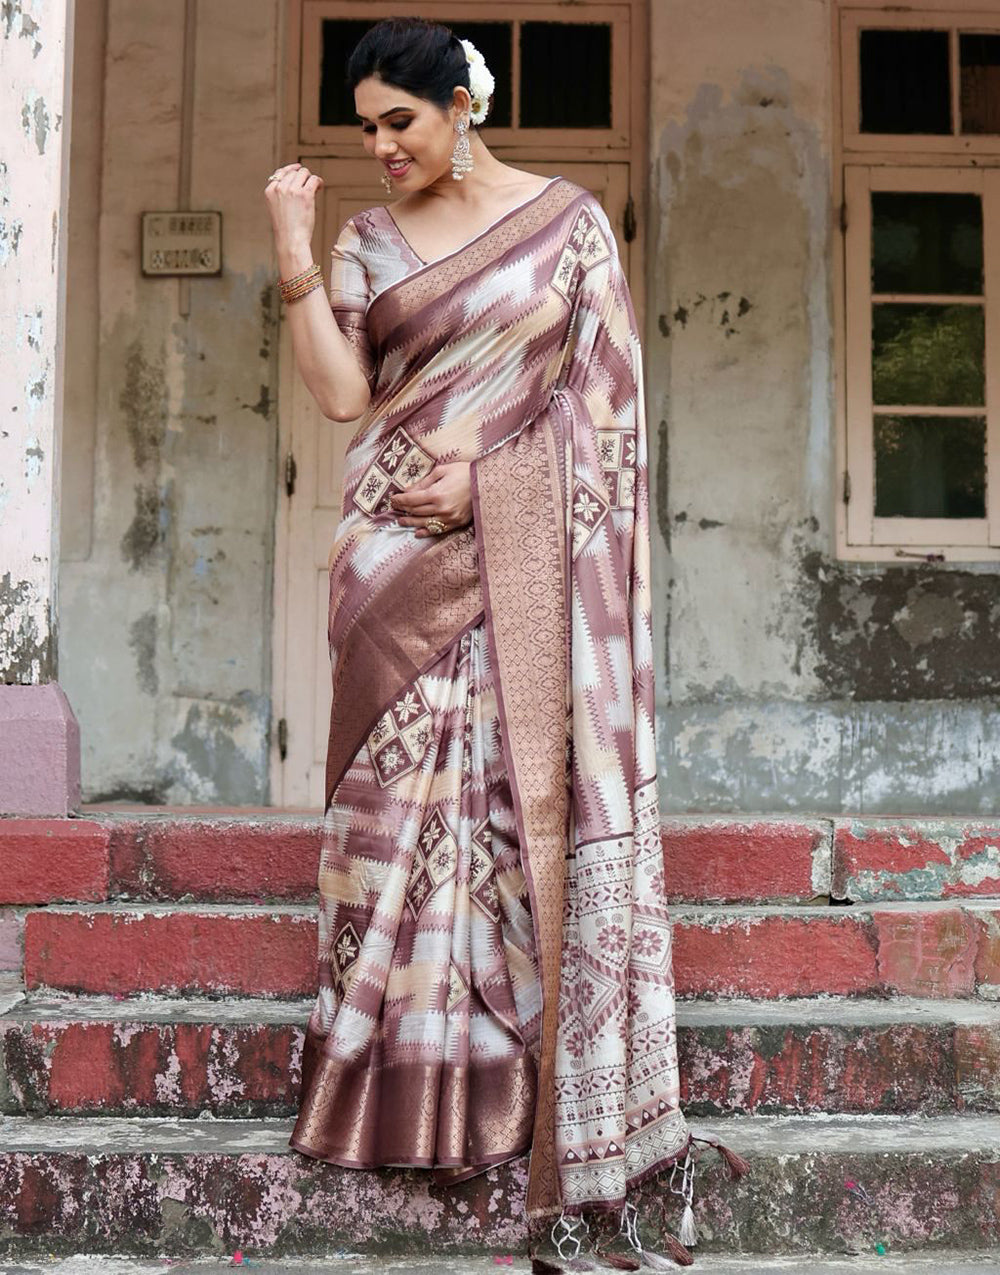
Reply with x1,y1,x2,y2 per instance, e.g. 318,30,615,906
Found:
264,163,324,252
390,462,473,538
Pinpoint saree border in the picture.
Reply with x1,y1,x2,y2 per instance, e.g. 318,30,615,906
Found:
471,402,570,1218
324,524,483,809
366,178,584,330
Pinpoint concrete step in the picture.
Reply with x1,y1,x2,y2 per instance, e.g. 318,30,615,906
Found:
5,814,1000,907
2,991,998,1119
20,1255,1000,1274
0,1113,997,1258
17,901,1000,1000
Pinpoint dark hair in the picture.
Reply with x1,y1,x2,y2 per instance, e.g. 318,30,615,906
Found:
346,17,488,126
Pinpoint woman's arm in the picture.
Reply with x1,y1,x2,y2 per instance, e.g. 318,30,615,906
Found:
266,164,371,423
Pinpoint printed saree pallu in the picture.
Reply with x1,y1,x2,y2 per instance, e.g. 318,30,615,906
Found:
290,177,692,1218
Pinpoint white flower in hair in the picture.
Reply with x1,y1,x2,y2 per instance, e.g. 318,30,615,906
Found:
459,37,495,125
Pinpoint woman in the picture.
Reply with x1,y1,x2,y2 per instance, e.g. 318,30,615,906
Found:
264,18,744,1269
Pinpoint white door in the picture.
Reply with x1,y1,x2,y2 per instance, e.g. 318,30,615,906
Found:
272,161,631,807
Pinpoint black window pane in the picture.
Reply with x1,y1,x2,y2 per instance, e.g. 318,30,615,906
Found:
961,33,1000,134
451,22,512,127
872,193,983,295
320,20,513,128
875,415,986,518
520,22,611,128
320,20,376,126
872,304,985,406
860,29,951,134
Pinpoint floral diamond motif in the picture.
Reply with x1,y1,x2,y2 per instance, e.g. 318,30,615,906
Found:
596,428,636,511
446,962,469,1012
405,809,457,919
367,683,433,788
331,920,361,998
550,205,611,302
353,427,436,516
571,479,610,558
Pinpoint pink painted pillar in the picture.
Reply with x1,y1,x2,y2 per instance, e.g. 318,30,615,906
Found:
0,0,81,815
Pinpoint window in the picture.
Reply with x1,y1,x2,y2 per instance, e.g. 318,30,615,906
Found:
838,9,1000,560
300,3,630,149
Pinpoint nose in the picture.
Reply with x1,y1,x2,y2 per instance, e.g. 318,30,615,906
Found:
373,130,398,157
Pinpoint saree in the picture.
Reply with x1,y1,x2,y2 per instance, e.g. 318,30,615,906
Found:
290,176,692,1220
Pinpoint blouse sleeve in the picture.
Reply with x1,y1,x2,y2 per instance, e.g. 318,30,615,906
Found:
329,217,376,389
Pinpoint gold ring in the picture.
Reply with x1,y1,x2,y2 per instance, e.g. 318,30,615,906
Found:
425,517,446,535
266,172,281,184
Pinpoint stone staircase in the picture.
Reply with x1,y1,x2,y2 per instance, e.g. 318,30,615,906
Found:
1,812,999,1264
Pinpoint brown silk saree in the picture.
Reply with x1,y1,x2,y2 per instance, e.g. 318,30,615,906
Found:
290,176,693,1219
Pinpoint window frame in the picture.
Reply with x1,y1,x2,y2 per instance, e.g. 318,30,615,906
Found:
298,0,632,152
834,2,1000,563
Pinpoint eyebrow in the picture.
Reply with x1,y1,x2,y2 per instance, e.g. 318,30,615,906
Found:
355,107,413,122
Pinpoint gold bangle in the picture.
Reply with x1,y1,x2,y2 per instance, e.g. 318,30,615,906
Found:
279,263,322,303
279,263,318,287
282,277,323,304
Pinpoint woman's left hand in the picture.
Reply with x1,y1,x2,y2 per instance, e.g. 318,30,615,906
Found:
390,461,472,537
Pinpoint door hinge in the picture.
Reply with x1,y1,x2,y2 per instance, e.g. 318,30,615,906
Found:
843,469,851,504
840,200,848,234
623,194,637,244
285,450,297,497
277,716,288,761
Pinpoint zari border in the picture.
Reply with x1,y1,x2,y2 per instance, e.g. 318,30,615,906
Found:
367,178,583,331
324,525,483,809
471,402,569,1219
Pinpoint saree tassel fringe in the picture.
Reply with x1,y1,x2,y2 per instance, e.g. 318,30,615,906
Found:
692,1134,751,1181
643,1236,695,1269
678,1204,698,1248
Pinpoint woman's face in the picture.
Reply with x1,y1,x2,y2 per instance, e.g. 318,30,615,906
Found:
355,76,466,190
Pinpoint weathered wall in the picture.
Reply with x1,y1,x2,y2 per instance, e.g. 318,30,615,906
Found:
58,0,279,803
1,0,74,685
648,0,1000,814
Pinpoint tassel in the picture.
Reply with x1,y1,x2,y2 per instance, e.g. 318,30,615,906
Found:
649,1234,694,1268
532,1258,565,1274
678,1203,698,1247
717,1140,751,1181
640,1252,676,1271
598,1257,641,1271
692,1133,751,1181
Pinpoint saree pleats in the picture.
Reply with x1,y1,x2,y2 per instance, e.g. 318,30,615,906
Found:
292,176,691,1218
292,622,540,1172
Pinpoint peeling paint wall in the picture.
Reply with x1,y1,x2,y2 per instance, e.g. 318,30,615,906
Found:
0,0,73,685
648,0,1000,814
57,0,279,803
50,0,1000,811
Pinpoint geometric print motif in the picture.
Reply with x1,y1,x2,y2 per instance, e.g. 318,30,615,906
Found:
571,478,610,559
330,919,361,1000
366,682,433,787
405,808,458,921
550,205,612,303
469,817,500,923
353,425,436,515
597,429,636,511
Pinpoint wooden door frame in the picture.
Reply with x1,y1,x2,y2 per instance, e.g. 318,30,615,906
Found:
270,0,651,805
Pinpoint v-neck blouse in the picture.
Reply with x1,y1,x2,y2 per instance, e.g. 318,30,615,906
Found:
326,176,565,390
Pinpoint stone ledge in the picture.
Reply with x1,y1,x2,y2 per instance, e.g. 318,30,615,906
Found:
0,1114,998,1257
4,995,998,1119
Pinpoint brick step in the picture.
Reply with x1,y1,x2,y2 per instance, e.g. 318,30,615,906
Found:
6,814,1000,906
0,1113,998,1257
2,992,998,1120
18,901,1000,1000
32,1255,1000,1274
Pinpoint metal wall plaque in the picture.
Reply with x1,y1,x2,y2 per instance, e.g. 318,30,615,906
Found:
141,211,222,276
